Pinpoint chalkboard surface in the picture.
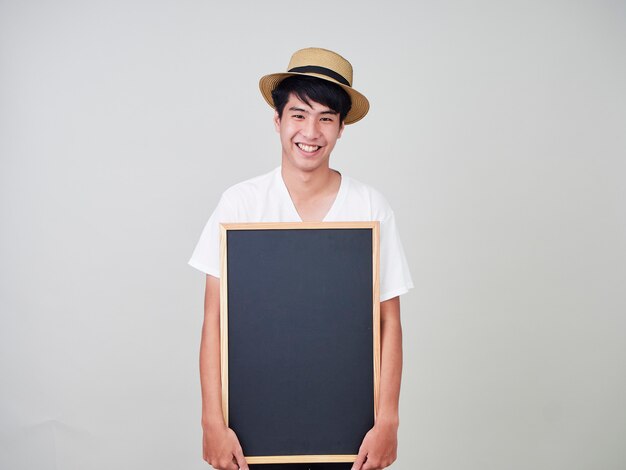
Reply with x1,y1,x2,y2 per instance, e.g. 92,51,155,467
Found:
219,222,380,464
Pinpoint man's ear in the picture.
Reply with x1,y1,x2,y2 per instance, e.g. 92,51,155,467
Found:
273,110,281,132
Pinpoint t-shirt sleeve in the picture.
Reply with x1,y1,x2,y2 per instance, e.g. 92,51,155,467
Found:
188,195,233,278
379,209,414,301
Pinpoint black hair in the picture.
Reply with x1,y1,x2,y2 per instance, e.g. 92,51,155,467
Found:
271,75,352,124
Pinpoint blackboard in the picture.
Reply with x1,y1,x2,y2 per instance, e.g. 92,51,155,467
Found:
219,222,380,464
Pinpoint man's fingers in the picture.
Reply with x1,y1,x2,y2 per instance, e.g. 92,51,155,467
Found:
352,449,368,470
233,446,248,470
216,457,237,470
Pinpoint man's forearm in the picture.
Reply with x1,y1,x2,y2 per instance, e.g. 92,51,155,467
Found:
376,296,403,426
200,275,225,427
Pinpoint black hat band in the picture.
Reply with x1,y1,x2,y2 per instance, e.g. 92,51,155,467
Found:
287,65,351,87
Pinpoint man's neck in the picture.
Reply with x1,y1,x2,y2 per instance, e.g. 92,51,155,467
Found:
280,159,342,222
281,164,337,199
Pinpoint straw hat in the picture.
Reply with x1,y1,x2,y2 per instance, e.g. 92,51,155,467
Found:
259,47,370,125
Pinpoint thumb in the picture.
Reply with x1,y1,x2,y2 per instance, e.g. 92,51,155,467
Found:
233,445,249,470
352,446,368,470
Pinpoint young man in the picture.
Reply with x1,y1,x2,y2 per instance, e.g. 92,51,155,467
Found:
189,48,413,470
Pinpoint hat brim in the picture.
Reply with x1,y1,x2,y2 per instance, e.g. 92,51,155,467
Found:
259,72,370,125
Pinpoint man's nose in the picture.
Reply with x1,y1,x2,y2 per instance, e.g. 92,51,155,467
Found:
301,118,321,139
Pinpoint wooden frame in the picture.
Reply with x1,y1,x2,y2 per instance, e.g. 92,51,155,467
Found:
219,221,380,464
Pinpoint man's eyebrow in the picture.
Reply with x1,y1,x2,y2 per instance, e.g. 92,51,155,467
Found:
287,106,338,115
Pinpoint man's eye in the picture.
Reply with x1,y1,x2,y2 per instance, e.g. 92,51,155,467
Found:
321,117,334,122
292,114,304,119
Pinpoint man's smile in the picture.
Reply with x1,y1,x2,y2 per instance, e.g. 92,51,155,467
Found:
296,143,322,153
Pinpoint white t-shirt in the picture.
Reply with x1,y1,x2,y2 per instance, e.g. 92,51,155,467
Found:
189,166,413,301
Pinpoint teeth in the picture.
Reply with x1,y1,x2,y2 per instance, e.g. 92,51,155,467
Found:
297,143,319,153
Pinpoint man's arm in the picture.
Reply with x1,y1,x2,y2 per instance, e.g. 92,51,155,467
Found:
352,296,403,470
199,275,248,470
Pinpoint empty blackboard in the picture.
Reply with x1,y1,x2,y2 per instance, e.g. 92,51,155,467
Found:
219,222,380,464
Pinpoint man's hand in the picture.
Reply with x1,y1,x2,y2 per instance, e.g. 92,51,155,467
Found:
351,419,399,470
202,422,248,470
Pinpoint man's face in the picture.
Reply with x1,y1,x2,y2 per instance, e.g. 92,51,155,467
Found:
274,93,344,173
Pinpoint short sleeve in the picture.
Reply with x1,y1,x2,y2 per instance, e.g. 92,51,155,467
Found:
379,210,414,301
188,195,234,278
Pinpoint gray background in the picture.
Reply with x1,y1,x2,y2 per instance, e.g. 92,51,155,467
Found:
1,1,625,469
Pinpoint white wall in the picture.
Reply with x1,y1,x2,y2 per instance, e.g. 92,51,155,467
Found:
1,1,625,469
